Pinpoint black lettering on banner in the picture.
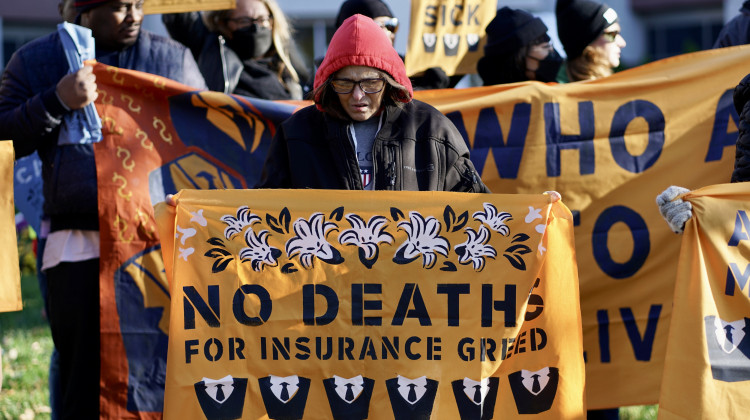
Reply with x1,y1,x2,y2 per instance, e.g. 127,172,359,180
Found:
352,283,383,326
706,89,740,162
392,283,432,326
592,205,650,279
183,285,220,329
609,100,665,173
233,284,272,326
302,284,338,325
595,305,661,363
544,101,596,177
481,284,516,327
437,283,471,326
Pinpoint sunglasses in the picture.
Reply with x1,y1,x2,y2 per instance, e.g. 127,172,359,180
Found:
377,17,399,34
331,78,386,94
601,30,621,43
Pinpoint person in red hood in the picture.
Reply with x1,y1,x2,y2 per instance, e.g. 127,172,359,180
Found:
256,14,489,193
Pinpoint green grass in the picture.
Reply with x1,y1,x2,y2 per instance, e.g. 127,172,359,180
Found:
0,273,53,420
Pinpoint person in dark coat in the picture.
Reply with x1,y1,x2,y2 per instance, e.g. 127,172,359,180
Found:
256,14,489,193
477,7,563,86
0,0,205,417
714,1,750,48
163,0,310,99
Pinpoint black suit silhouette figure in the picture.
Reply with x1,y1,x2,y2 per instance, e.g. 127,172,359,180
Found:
385,376,439,420
258,375,311,420
194,376,248,420
507,367,559,414
451,377,499,420
322,375,375,420
705,316,750,382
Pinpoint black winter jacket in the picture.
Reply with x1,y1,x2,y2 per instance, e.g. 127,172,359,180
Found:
162,12,309,99
256,100,490,193
714,1,750,48
732,72,750,182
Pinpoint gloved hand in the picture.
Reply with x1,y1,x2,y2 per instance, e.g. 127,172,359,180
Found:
656,186,692,234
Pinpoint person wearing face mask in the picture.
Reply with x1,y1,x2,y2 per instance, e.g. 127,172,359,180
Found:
163,0,310,100
476,7,564,85
556,0,626,83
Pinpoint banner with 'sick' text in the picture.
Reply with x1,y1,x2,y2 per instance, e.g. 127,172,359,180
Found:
155,189,584,419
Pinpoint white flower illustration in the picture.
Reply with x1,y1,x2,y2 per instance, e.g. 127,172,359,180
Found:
473,203,512,236
221,206,261,239
339,214,394,268
286,213,343,269
393,212,449,269
239,228,281,272
455,226,496,271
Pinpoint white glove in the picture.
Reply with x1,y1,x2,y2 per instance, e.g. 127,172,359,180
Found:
656,186,692,234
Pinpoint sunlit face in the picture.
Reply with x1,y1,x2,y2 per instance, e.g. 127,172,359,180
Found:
524,41,553,80
80,0,143,50
593,22,626,68
333,66,386,121
224,0,273,38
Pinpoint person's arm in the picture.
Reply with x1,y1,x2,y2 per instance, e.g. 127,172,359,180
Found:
0,51,96,158
179,47,208,90
162,12,210,62
437,112,490,193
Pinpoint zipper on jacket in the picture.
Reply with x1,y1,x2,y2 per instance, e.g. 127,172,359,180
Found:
218,35,230,94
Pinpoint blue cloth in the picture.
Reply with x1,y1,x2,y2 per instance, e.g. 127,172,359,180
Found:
56,22,102,145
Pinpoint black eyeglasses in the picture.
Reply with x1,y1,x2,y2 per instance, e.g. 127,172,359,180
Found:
601,30,620,43
227,15,273,28
331,78,386,94
376,17,399,34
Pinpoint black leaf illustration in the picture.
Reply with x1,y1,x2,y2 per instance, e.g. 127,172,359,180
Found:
453,211,469,232
440,261,457,271
282,263,298,274
330,206,344,222
503,254,527,271
390,207,405,221
204,248,231,258
444,205,456,230
266,214,284,234
207,237,225,247
512,233,530,243
211,258,232,273
505,244,532,255
279,207,291,232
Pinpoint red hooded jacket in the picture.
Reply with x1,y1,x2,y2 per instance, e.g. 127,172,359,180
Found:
313,14,413,107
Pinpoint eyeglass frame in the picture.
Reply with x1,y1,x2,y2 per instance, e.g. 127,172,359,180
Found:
330,78,386,94
376,17,399,34
226,15,273,29
601,30,621,43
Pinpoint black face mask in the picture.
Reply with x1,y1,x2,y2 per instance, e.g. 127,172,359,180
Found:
227,24,273,60
534,48,563,83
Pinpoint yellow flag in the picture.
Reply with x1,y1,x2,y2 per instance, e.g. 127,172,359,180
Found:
156,189,585,419
404,0,496,77
144,0,235,15
659,183,750,419
0,141,21,313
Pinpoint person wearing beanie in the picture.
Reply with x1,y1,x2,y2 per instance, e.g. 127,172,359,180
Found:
714,1,750,48
257,14,488,194
0,1,206,418
555,0,626,82
477,7,563,85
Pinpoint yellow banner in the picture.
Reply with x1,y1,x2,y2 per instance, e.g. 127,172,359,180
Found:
419,45,750,408
659,183,750,419
143,0,234,15
156,189,584,419
404,0,496,77
0,141,21,312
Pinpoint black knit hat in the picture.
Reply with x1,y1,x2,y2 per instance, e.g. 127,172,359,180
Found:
483,7,549,57
74,0,110,13
556,0,618,59
335,0,393,28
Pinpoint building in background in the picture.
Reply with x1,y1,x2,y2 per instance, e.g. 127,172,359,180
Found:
0,0,741,74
